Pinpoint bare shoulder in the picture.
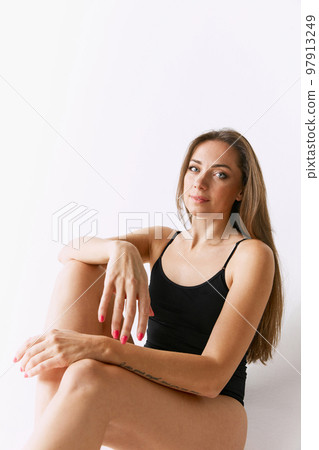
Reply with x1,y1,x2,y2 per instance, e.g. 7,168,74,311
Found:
149,225,178,248
238,238,274,259
149,226,178,263
105,226,177,265
233,238,275,280
149,225,178,240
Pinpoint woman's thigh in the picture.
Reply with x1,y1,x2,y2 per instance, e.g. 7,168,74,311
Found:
61,359,247,450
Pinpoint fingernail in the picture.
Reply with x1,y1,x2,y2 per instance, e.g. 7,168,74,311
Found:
137,332,144,341
112,330,119,339
120,335,128,345
13,357,17,363
99,315,105,323
20,367,24,372
24,373,28,378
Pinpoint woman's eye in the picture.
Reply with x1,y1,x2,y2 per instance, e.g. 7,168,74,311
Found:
215,172,227,179
188,166,227,179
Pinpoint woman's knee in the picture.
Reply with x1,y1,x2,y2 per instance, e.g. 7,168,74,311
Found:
59,359,116,394
38,367,67,384
57,260,106,296
60,260,104,279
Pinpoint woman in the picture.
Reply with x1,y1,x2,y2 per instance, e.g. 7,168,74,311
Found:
14,128,283,450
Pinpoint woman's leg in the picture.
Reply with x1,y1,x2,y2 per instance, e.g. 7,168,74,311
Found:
34,260,122,425
25,358,247,450
24,360,113,450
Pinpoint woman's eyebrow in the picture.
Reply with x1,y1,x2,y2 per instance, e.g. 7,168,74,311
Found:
190,159,232,171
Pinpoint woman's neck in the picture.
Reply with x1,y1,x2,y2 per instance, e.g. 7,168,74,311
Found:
183,213,242,250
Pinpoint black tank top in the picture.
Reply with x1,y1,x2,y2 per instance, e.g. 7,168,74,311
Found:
144,230,250,406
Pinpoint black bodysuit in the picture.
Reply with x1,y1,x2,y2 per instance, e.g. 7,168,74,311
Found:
144,230,249,407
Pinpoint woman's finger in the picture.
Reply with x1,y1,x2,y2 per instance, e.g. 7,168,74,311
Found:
19,341,47,372
136,289,152,341
111,283,126,339
24,356,58,378
98,279,114,323
13,335,42,363
24,349,49,373
119,281,137,344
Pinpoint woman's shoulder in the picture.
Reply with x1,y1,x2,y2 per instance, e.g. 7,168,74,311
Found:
235,237,274,266
149,226,179,260
229,237,276,295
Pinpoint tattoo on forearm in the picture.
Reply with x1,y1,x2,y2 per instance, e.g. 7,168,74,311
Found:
118,361,201,395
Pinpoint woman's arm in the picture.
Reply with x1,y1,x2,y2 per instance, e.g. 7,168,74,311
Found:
59,239,139,344
94,337,216,398
57,226,154,265
58,236,154,343
58,237,118,265
15,329,213,396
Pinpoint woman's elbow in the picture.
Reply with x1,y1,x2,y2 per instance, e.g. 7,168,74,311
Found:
204,385,219,399
200,377,219,399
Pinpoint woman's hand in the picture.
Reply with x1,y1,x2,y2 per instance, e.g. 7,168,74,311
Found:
13,329,99,378
99,241,153,345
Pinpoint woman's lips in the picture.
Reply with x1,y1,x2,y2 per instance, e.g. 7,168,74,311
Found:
190,195,209,203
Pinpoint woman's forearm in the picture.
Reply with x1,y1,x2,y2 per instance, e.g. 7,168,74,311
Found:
94,336,218,398
58,237,119,265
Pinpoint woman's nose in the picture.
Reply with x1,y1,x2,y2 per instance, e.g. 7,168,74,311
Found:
194,173,208,189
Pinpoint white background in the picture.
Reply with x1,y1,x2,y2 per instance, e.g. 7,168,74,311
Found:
0,1,301,449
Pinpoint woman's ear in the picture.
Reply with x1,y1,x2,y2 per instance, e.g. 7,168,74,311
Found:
236,190,243,201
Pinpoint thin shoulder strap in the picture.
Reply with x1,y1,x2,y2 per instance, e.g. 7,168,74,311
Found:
159,230,181,258
222,238,249,270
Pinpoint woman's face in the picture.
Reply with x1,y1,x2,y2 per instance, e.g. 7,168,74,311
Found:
183,140,244,216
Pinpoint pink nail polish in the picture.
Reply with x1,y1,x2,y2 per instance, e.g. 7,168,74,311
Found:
120,335,128,345
112,330,119,339
13,357,18,363
24,373,28,378
20,367,24,372
137,332,144,341
99,315,105,322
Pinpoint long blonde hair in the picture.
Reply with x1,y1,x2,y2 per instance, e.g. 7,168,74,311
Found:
175,128,284,365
